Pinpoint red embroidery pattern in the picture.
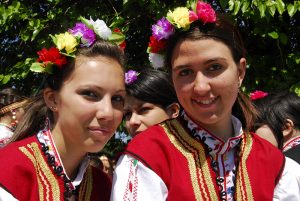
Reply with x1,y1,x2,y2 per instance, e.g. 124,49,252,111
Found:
123,159,138,201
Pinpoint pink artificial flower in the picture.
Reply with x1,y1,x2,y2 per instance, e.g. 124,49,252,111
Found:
189,11,198,23
196,1,216,24
250,90,269,101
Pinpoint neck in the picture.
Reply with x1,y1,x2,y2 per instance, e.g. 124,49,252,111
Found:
284,129,300,146
190,114,234,142
51,126,86,181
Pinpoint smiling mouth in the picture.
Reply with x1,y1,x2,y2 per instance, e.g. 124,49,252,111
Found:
193,97,218,105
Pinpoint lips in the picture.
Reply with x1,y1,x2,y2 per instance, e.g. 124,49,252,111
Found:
88,126,112,136
192,97,218,105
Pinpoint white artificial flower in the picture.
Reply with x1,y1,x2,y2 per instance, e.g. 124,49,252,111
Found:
149,53,165,69
89,17,112,40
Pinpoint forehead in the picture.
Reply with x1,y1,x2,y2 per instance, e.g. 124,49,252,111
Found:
124,96,146,109
171,39,233,66
65,56,124,85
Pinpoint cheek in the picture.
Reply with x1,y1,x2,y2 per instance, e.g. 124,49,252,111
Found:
113,109,124,125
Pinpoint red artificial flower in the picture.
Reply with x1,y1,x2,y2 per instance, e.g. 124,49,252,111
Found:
37,47,67,68
148,36,166,53
196,1,216,24
113,28,122,33
119,41,126,51
250,90,269,101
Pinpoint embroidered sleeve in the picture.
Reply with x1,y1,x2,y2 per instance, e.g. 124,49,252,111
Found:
111,154,168,201
273,157,300,201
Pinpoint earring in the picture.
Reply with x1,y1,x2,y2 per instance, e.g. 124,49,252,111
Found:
50,106,57,111
10,109,17,129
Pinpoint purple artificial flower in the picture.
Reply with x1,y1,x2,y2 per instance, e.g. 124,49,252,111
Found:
69,22,96,47
125,70,139,84
151,17,174,40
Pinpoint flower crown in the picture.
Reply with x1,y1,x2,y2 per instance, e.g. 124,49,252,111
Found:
125,70,139,85
30,16,126,74
250,90,269,101
147,1,216,69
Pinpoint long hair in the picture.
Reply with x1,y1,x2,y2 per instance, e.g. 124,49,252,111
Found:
165,14,257,131
11,40,126,142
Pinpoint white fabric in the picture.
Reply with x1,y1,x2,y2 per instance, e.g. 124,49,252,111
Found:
0,124,13,148
0,188,18,201
273,157,300,201
111,155,167,201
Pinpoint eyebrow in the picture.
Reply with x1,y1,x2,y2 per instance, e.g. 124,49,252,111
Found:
173,57,227,71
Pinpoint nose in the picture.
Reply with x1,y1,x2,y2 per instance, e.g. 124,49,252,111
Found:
193,71,211,95
128,113,141,127
96,96,114,121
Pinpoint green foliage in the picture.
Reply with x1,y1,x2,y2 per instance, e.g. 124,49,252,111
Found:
1,0,299,156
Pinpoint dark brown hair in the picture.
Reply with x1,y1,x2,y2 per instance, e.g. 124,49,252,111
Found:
165,14,257,131
11,40,126,142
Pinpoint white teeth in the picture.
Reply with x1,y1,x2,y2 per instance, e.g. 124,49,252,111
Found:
195,98,216,105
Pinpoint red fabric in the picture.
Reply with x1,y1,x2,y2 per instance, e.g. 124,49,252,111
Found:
247,133,285,200
0,135,111,201
125,120,284,201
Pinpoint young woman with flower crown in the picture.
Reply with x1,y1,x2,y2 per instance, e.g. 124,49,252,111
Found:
0,17,126,201
111,1,300,201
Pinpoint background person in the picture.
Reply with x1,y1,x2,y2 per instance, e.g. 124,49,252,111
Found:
252,91,300,164
0,87,29,147
123,68,180,138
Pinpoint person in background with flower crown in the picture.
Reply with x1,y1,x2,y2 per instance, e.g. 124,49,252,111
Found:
0,87,29,148
252,91,300,165
111,1,300,200
123,68,180,138
0,16,126,201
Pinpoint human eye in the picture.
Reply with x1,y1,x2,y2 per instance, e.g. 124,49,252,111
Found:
208,63,222,71
79,90,99,101
139,106,152,114
178,68,193,77
112,95,125,109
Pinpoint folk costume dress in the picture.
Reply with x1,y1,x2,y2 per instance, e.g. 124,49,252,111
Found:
0,127,111,201
0,123,14,148
111,112,300,201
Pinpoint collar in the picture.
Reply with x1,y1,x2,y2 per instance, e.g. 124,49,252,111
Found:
283,135,300,152
37,127,89,188
182,111,243,154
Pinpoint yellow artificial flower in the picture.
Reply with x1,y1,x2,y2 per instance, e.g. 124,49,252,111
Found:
55,32,78,54
167,7,191,30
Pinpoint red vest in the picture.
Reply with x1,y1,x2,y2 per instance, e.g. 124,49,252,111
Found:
0,135,111,201
125,119,285,201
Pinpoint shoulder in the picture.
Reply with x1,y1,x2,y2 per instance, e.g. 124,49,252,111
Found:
0,136,41,198
251,132,283,158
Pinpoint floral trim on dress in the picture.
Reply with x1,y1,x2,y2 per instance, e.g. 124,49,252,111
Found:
182,111,243,201
37,126,89,200
123,159,139,201
283,136,300,152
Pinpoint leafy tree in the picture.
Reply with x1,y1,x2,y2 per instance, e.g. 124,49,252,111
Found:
1,0,299,156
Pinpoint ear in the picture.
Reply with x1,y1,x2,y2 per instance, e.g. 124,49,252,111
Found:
282,119,295,138
237,58,246,87
43,88,59,112
166,103,180,119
